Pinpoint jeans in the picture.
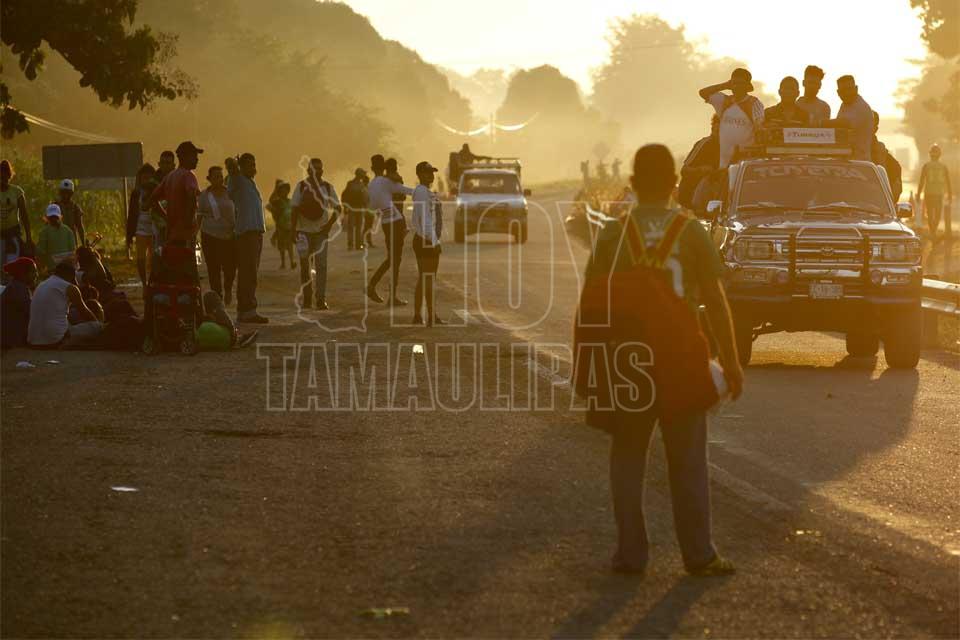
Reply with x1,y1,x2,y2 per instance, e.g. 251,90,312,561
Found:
369,218,407,297
609,411,717,571
345,209,364,249
297,231,329,305
201,232,236,299
236,231,263,314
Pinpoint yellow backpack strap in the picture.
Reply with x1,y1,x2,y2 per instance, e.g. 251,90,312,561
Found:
650,213,689,267
620,213,648,265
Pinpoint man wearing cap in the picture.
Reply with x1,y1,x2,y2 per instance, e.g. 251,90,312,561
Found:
36,204,77,273
341,168,370,251
797,65,831,126
829,75,874,161
918,143,953,238
698,68,766,168
148,141,202,248
55,179,85,246
411,161,445,326
291,158,340,310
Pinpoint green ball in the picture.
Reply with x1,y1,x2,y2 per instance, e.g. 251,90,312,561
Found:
197,321,232,351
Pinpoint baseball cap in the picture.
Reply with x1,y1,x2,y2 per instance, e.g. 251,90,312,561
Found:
45,203,62,218
59,179,74,192
176,141,204,156
416,161,439,174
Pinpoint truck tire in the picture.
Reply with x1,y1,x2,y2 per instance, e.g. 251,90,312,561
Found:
883,306,922,369
513,221,528,244
454,219,465,243
734,316,753,366
845,332,879,357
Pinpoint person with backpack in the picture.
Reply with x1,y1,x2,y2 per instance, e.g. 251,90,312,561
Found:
699,68,765,168
576,144,744,577
342,168,370,251
291,158,340,310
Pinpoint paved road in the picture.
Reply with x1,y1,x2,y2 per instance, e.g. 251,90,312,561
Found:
2,186,957,637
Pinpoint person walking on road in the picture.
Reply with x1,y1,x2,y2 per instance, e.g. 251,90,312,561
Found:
366,154,414,305
342,168,369,251
582,144,744,577
917,143,953,240
0,159,33,276
199,165,238,305
411,161,444,326
291,158,340,311
228,152,269,324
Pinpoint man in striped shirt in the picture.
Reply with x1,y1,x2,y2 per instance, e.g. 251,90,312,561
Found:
366,154,414,305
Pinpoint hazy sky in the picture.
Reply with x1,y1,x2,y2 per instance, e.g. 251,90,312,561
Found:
342,0,928,116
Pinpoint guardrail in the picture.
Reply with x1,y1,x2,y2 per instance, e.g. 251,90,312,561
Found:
922,278,959,349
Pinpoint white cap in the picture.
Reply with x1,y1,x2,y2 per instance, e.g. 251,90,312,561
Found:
45,203,62,218
59,179,74,192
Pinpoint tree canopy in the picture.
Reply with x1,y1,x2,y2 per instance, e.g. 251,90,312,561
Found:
0,0,193,138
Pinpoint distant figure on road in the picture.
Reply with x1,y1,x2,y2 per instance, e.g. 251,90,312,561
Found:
367,154,414,305
342,168,370,251
227,152,269,324
580,159,590,186
0,159,33,275
611,158,622,180
199,165,238,306
764,76,811,126
917,143,953,239
411,161,444,326
830,75,873,161
871,111,902,202
699,67,765,167
126,163,158,289
54,179,85,247
457,143,490,165
291,158,340,311
796,65,831,126
267,180,296,270
581,144,744,577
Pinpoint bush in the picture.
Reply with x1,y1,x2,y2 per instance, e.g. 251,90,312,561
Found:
4,149,128,253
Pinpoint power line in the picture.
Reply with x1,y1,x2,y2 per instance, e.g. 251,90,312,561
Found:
19,110,119,143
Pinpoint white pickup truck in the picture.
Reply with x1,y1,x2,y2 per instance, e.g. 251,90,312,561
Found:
453,161,531,244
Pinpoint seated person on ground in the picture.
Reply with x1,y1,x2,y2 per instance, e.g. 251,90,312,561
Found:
27,261,103,348
0,257,38,350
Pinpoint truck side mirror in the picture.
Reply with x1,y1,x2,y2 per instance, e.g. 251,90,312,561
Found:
704,200,724,218
896,202,913,219
523,189,532,197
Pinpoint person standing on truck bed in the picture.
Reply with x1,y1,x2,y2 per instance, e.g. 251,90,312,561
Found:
698,68,765,168
829,75,873,161
871,111,902,203
796,65,831,125
367,154,414,306
458,143,491,166
764,77,811,126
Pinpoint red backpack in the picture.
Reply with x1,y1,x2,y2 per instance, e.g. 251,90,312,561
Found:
573,212,718,429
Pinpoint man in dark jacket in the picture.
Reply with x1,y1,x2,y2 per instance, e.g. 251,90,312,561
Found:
342,168,370,251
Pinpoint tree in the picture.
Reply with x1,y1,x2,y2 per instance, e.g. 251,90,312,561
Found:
911,0,959,58
591,15,773,155
0,0,193,138
906,0,959,142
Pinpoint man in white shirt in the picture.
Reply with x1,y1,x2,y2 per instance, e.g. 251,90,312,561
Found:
796,65,831,125
699,68,765,168
411,161,444,326
291,158,340,310
366,154,414,305
830,75,874,161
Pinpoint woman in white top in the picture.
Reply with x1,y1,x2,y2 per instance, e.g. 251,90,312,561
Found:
410,161,444,326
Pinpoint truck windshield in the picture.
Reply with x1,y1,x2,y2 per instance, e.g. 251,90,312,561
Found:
461,174,521,194
736,163,892,215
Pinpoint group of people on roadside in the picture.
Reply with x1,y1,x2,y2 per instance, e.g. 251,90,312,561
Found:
678,65,941,217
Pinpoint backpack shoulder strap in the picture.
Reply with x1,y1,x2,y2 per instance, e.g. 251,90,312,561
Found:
650,213,689,267
619,213,647,265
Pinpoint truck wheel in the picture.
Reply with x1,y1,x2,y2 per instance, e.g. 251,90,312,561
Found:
513,221,528,244
734,317,753,366
454,219,465,243
845,332,879,357
883,306,922,369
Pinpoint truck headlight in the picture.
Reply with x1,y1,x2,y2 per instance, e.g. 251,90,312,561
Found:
871,239,920,263
734,239,774,262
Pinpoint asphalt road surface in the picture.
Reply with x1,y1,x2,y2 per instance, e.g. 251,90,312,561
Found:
2,185,958,638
